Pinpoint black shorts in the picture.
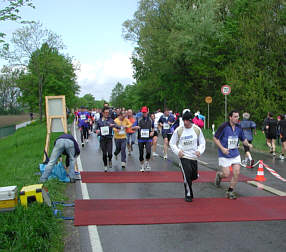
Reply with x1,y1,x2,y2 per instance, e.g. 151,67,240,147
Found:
153,131,158,137
163,134,172,142
243,140,252,153
266,133,276,140
281,137,286,143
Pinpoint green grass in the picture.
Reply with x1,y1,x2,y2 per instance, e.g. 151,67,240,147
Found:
202,129,282,154
0,121,67,251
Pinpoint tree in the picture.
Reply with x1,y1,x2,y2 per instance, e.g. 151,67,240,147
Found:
0,0,35,45
17,43,80,120
110,82,125,108
0,66,22,114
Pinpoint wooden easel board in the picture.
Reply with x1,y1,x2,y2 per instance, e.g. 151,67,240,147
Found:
45,96,67,158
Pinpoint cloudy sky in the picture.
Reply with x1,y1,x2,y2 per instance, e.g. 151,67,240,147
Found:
0,0,138,101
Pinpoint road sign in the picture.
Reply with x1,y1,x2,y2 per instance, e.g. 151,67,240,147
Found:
205,96,212,104
221,85,231,95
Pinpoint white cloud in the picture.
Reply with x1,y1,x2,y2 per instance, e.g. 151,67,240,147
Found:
76,52,134,101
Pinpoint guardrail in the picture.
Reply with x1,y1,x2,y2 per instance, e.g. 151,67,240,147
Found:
0,125,16,138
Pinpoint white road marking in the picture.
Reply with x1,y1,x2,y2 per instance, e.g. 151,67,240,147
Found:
74,122,103,252
247,181,286,196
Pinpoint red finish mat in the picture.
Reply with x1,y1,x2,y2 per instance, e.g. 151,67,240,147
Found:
74,196,286,226
80,171,253,183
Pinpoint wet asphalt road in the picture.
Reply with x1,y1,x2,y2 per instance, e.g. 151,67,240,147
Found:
74,128,286,252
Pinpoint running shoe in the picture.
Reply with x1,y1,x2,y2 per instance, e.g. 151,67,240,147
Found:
140,164,145,172
163,154,168,160
86,139,89,143
121,162,126,168
153,152,159,157
226,190,237,199
279,154,285,160
250,159,255,168
145,161,151,171
185,196,192,202
215,172,222,187
104,166,107,172
75,171,80,175
273,152,276,157
114,153,118,160
81,142,84,147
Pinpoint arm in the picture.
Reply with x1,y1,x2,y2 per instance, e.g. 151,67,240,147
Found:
197,130,206,157
213,136,229,155
169,130,182,157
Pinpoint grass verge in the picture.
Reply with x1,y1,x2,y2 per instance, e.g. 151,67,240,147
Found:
0,120,67,251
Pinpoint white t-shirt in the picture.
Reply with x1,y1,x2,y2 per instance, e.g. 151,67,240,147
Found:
170,126,206,160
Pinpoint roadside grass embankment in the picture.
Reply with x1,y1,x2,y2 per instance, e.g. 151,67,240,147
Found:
202,129,282,155
0,120,67,251
0,114,39,128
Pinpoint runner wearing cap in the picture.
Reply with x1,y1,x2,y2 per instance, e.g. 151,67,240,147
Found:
213,110,252,199
76,106,90,147
132,106,154,172
170,111,206,202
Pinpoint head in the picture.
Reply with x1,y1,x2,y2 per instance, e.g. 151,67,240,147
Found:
164,108,170,117
150,113,155,120
228,110,240,125
102,107,110,118
182,111,193,128
242,112,250,120
141,106,149,117
182,109,190,117
127,109,133,117
104,102,109,108
118,111,125,120
269,112,274,118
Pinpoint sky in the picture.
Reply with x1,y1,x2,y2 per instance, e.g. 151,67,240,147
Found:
0,0,139,101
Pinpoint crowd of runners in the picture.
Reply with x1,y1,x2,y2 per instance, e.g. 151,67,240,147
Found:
74,104,286,201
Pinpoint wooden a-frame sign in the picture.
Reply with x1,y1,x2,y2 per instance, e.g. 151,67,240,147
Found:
44,96,67,158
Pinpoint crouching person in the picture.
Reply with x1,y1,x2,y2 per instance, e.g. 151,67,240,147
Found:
170,111,206,202
40,134,80,183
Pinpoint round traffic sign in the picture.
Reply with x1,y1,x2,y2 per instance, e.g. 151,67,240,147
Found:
221,85,231,95
205,96,212,104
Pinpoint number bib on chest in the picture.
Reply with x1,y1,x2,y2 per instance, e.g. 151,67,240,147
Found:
100,126,109,136
163,123,170,130
118,126,125,135
80,115,86,120
228,136,238,149
181,138,195,151
140,129,150,138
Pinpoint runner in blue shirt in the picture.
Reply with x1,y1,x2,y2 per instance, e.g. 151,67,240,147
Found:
158,108,175,159
213,110,252,199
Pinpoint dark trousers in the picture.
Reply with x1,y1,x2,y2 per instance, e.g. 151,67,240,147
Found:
80,126,89,143
100,137,113,166
138,141,151,162
180,158,198,198
114,138,127,162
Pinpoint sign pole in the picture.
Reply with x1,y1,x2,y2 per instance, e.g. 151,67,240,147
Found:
225,95,227,122
208,103,210,129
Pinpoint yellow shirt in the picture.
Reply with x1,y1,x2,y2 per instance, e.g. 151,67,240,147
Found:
113,118,132,139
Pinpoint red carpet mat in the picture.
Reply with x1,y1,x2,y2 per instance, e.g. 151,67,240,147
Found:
74,196,286,226
80,171,252,183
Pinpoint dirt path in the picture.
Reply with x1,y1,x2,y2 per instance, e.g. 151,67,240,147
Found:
0,114,37,127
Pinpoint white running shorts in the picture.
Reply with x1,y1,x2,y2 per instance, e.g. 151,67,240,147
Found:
218,155,241,168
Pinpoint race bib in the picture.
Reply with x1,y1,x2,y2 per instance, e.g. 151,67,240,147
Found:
100,126,109,136
119,127,125,135
80,115,86,120
181,139,195,151
163,123,170,130
140,129,150,138
228,136,238,149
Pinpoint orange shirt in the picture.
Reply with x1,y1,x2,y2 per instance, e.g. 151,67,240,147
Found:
126,116,136,133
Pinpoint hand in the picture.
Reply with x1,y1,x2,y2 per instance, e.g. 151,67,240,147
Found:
248,144,253,148
134,126,140,130
150,131,154,137
96,130,100,134
178,150,184,158
222,147,229,155
195,151,200,157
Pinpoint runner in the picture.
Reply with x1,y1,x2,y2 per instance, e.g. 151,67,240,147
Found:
159,108,175,159
95,107,115,172
126,109,136,155
132,106,154,172
150,113,159,157
76,106,90,147
240,112,256,167
265,112,278,156
113,111,132,168
278,114,286,160
170,111,206,202
213,110,252,199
